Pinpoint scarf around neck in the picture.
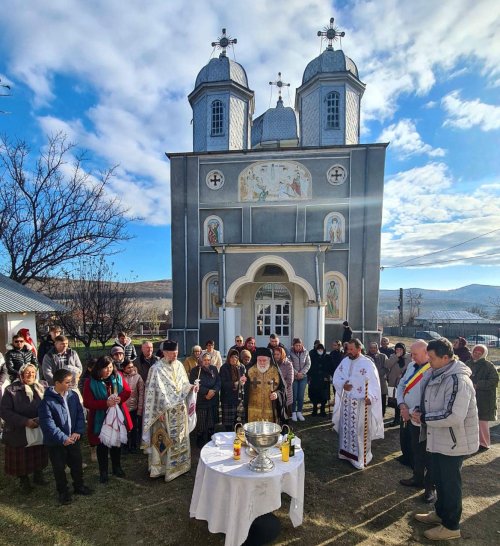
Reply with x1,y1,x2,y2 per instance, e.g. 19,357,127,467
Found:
90,373,123,434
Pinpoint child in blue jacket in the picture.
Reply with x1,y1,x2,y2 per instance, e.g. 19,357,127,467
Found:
38,368,93,504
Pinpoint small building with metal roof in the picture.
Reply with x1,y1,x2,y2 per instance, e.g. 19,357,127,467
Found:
0,274,65,353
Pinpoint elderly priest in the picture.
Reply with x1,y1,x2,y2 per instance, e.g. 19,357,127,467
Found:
245,347,288,424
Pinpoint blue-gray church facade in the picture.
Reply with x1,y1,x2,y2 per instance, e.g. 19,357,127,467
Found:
167,22,387,356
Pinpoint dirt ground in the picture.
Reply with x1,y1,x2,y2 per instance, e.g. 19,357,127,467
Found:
0,400,498,546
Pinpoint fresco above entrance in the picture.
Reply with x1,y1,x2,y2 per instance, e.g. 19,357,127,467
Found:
239,160,312,202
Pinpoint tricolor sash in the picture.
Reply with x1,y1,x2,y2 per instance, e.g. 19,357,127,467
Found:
403,363,430,396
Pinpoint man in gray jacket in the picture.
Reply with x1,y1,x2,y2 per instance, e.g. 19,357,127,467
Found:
42,336,83,389
412,338,479,541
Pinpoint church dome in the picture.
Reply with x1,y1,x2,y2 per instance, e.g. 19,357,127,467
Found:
251,98,298,148
195,55,249,89
302,48,359,85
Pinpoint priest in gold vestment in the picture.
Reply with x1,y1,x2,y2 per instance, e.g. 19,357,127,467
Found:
245,347,288,424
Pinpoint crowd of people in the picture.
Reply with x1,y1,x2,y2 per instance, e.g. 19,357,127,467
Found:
0,325,497,541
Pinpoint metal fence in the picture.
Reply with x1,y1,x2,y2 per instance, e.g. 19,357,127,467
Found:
383,323,500,346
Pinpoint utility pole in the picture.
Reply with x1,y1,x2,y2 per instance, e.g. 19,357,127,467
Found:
398,288,404,330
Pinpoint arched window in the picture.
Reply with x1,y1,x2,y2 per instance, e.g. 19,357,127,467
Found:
211,100,224,136
325,91,340,129
324,212,346,244
203,215,223,246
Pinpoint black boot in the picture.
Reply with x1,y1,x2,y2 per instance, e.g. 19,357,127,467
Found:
110,447,125,477
19,475,33,494
33,470,49,485
320,403,327,417
96,444,109,483
311,405,318,416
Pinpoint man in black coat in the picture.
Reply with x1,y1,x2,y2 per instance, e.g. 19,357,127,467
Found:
5,334,38,381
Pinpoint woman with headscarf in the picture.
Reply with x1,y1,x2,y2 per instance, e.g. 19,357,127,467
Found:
308,343,330,417
189,351,220,447
386,342,411,426
453,337,472,363
240,349,253,371
219,349,247,431
83,355,132,483
466,344,499,451
272,347,293,420
0,363,48,492
184,345,202,376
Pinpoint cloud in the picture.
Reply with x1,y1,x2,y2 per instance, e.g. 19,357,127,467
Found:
0,0,498,228
382,163,500,268
442,90,500,131
378,119,445,158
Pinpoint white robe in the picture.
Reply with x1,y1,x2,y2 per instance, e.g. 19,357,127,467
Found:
142,359,192,481
332,355,384,469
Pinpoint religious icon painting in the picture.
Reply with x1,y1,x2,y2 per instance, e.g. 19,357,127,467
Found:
324,272,347,321
206,169,225,190
152,428,173,457
324,212,345,244
203,215,223,246
327,164,347,185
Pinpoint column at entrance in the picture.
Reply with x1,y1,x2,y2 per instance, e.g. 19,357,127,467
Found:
219,305,241,358
304,303,325,349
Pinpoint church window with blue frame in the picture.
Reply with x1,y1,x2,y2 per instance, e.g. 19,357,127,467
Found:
325,91,340,129
211,100,224,136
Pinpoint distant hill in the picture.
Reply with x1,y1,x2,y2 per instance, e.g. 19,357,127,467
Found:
379,284,500,317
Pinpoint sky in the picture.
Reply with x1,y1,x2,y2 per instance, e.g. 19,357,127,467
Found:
0,0,499,290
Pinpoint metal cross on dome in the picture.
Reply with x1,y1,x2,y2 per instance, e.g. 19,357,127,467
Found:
211,28,237,57
317,17,345,50
269,72,290,99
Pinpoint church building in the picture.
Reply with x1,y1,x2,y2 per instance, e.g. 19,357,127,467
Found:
167,19,387,356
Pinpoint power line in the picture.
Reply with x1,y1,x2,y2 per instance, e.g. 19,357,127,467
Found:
388,227,500,268
382,250,500,269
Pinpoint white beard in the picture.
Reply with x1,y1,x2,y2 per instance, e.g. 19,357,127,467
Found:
256,362,270,373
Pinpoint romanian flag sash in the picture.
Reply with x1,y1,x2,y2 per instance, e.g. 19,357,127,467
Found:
403,363,430,396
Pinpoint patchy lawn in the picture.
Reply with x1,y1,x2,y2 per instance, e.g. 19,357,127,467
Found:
1,401,498,546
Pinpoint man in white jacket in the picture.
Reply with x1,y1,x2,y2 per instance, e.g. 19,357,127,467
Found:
412,338,479,541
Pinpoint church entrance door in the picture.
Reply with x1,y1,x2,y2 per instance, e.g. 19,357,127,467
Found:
255,283,291,348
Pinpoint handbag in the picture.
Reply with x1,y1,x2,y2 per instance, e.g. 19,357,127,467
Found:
387,386,398,409
25,426,44,447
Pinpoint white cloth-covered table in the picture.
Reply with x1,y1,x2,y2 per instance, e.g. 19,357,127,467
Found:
190,432,305,546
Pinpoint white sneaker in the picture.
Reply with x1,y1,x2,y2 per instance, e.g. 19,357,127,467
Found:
291,412,297,422
297,412,305,421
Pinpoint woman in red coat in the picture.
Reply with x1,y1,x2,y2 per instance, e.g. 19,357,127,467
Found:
83,355,132,483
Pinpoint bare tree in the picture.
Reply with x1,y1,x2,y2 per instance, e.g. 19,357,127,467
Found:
47,257,139,357
465,305,490,319
405,289,423,325
488,297,500,320
0,132,131,284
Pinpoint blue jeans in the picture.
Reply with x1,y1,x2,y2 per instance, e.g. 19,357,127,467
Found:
292,377,308,413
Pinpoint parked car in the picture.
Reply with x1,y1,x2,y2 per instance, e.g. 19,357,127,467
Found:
465,334,500,347
415,330,441,340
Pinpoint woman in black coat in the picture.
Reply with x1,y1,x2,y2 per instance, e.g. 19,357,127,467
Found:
219,349,247,431
308,344,330,416
189,352,221,447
